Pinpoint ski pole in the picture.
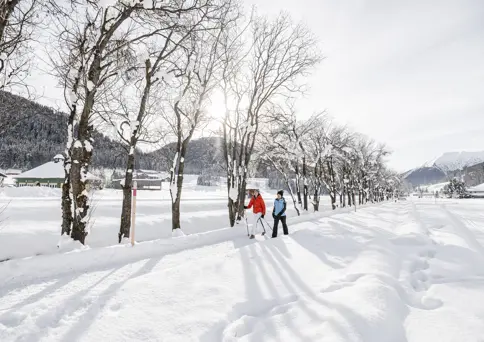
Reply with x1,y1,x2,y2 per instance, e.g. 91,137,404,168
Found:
257,217,266,235
260,218,273,232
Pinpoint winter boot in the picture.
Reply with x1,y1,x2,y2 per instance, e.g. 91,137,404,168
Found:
249,234,255,239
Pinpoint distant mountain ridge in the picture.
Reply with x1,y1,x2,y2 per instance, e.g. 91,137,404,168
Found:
424,151,484,171
402,166,446,187
403,150,484,187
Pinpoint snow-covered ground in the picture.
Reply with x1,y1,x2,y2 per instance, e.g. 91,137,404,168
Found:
1,197,484,341
424,182,448,193
0,178,330,260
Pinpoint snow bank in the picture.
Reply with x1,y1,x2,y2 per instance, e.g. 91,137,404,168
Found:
0,186,61,198
0,182,334,261
0,201,373,285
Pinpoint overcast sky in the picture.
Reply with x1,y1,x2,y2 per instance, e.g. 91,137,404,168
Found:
245,0,484,171
26,0,484,172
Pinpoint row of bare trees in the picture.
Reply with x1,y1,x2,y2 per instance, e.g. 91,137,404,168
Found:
46,0,243,243
2,0,399,244
262,109,401,215
216,10,400,225
46,0,325,244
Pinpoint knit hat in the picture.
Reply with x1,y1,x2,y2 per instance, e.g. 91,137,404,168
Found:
277,189,284,197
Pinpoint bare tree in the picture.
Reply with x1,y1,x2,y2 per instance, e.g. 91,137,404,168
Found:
98,3,216,241
0,0,38,92
306,114,333,211
51,0,211,244
220,12,321,226
263,107,326,214
162,1,239,233
263,106,301,215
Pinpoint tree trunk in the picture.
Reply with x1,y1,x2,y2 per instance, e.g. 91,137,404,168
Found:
61,171,72,236
227,197,237,227
226,172,238,227
119,152,135,242
313,188,319,211
302,156,308,211
237,175,248,220
172,196,181,230
303,183,308,211
61,124,74,236
295,165,302,206
0,1,20,52
70,50,102,244
330,192,336,210
70,139,92,244
340,185,346,208
171,156,186,230
70,170,87,243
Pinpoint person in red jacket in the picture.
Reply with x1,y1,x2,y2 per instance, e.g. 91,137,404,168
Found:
244,189,266,239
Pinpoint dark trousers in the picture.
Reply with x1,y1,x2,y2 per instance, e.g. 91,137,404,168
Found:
272,215,288,237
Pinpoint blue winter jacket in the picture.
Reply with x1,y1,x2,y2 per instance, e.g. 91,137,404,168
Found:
273,197,287,217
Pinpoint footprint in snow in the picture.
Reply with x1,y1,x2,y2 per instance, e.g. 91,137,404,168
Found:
320,274,365,293
421,295,443,309
109,302,122,312
0,311,27,327
223,295,299,338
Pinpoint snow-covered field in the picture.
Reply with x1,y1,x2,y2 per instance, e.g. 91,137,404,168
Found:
1,176,323,260
1,196,484,341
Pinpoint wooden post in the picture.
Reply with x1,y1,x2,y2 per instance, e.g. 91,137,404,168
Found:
131,181,137,246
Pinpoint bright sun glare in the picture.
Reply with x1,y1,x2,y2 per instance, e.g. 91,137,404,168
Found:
208,90,226,120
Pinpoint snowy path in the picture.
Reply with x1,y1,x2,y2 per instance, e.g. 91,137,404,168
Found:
1,200,484,341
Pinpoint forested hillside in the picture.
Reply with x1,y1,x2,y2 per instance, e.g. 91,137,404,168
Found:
0,91,134,170
0,91,230,174
142,137,226,175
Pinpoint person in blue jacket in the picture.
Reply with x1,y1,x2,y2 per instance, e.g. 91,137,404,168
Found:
272,190,288,237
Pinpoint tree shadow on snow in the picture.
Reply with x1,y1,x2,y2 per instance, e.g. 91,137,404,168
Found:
59,256,163,341
200,241,310,342
263,243,409,342
0,273,83,329
200,239,356,342
15,256,163,342
289,221,364,270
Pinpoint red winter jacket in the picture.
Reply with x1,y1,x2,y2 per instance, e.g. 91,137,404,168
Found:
247,194,266,215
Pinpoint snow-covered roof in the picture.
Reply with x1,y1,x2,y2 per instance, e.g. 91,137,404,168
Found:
6,169,22,174
16,161,99,180
468,183,484,192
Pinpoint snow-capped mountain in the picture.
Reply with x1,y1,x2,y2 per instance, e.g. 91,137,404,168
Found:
426,151,484,171
402,151,484,187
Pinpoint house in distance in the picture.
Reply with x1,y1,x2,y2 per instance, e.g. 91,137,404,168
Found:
15,154,101,189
